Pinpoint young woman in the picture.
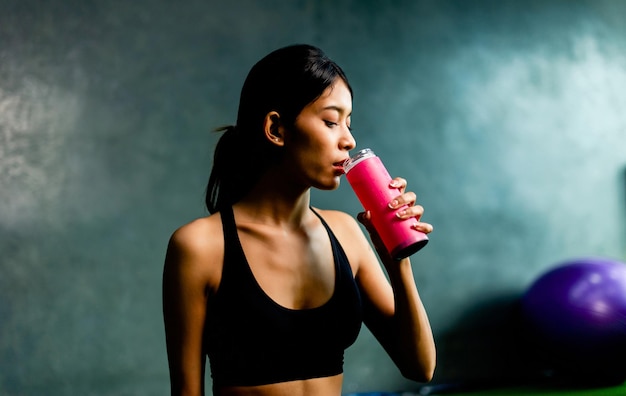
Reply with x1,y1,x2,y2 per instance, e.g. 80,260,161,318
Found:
162,44,436,396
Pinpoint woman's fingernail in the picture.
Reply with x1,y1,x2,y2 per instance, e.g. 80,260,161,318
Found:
388,200,398,208
396,210,407,218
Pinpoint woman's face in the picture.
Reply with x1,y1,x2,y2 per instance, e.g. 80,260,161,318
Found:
283,78,356,190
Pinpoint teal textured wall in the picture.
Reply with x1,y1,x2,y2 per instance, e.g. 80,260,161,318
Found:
1,0,625,394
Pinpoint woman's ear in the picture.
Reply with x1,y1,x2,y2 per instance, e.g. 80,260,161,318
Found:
263,111,285,147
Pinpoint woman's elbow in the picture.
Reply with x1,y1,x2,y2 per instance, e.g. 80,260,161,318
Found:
401,365,435,383
400,356,436,383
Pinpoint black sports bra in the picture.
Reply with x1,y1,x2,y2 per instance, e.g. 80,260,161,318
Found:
204,206,362,388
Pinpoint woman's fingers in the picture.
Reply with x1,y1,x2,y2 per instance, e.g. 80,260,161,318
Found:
360,177,434,238
394,203,423,221
388,177,434,235
388,191,417,210
389,177,407,193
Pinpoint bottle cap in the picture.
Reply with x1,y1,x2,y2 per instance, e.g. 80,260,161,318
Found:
343,148,375,173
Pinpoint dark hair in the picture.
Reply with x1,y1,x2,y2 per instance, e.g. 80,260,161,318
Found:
205,44,352,213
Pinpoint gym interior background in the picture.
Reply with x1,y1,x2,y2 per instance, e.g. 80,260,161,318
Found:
1,0,625,394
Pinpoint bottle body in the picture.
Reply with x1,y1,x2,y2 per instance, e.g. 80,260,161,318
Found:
344,149,428,260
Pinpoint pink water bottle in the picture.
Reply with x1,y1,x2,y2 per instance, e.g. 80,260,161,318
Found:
344,148,428,260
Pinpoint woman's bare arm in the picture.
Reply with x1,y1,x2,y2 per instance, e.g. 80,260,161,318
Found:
163,218,223,396
330,177,436,382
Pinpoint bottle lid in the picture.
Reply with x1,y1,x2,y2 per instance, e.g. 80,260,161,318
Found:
343,148,375,173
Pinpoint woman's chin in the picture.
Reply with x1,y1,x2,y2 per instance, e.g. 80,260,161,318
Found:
317,177,342,191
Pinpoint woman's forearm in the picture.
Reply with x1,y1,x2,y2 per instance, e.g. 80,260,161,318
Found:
384,258,436,382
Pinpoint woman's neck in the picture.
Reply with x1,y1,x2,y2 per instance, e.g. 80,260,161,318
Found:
235,172,313,229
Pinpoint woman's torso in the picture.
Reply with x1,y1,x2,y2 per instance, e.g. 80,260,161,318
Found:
205,206,362,395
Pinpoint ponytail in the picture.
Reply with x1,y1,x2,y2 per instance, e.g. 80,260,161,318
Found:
205,126,240,214
205,124,279,213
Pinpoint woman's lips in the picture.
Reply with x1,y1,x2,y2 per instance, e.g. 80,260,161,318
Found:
333,161,347,175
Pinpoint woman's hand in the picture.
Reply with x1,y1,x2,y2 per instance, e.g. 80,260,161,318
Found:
357,177,433,256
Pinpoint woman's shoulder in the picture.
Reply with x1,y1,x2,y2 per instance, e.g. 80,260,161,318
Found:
169,214,223,250
312,207,369,246
312,208,360,230
165,214,225,286
312,208,373,273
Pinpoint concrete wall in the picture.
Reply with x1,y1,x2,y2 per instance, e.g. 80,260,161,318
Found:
1,0,625,394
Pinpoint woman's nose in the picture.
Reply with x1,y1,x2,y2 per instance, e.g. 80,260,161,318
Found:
342,129,356,151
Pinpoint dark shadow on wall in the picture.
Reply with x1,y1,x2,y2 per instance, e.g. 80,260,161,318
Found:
429,292,542,392
418,291,626,395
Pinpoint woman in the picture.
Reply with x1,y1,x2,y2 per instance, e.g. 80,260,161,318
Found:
162,44,436,396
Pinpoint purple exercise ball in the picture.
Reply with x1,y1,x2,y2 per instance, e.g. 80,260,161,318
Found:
522,257,626,357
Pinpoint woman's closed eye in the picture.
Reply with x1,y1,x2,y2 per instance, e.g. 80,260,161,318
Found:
325,120,352,131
